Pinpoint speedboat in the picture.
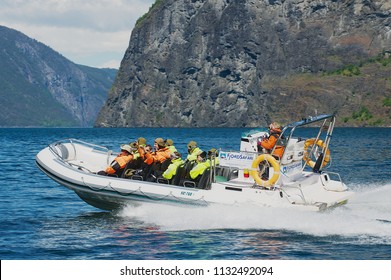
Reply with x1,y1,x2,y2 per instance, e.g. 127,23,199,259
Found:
36,114,354,212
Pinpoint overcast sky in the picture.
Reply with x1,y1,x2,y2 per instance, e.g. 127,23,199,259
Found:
0,0,155,69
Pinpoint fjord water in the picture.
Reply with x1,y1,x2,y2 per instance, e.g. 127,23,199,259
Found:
0,127,390,260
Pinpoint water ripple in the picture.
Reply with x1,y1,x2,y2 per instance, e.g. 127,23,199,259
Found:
0,127,390,260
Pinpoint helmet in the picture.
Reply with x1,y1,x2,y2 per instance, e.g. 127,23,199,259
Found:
129,142,138,151
208,148,217,158
165,139,174,146
137,137,147,145
187,140,197,149
154,138,165,147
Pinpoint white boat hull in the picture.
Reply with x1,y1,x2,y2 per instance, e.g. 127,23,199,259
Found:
36,140,354,212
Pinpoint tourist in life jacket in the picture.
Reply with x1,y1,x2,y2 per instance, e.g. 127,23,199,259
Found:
258,122,284,159
122,141,143,170
189,151,209,181
127,137,150,169
141,144,154,165
98,144,134,176
136,144,154,179
186,141,202,162
152,138,171,164
135,137,147,159
165,139,177,153
208,148,220,166
162,152,184,180
143,138,172,181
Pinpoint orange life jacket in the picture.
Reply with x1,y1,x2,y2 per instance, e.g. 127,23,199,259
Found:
273,146,284,159
153,147,171,163
144,152,154,165
260,131,284,159
105,154,133,174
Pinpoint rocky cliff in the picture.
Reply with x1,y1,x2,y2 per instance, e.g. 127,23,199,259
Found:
95,0,391,127
0,26,116,127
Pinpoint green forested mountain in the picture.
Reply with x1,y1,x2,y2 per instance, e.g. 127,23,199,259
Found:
0,25,116,127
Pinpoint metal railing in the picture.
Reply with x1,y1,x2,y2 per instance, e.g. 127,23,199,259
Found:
49,138,111,164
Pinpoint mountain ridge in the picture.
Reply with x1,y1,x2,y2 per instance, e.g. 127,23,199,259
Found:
95,0,391,127
0,25,116,127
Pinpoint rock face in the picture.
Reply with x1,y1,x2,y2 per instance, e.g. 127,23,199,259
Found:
0,26,116,127
95,0,391,127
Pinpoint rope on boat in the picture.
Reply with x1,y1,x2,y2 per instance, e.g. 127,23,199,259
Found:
80,177,209,204
81,177,108,191
111,187,209,204
111,186,146,197
98,182,174,200
135,189,176,201
169,192,209,204
81,177,139,195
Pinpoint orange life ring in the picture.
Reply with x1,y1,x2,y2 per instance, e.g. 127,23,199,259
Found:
303,138,331,168
250,154,280,188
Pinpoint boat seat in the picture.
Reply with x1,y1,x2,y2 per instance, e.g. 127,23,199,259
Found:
130,175,143,181
215,166,227,176
124,157,143,170
183,180,196,188
173,161,196,186
56,143,70,160
144,159,172,182
121,161,136,178
122,165,145,181
141,163,157,181
215,166,239,181
181,168,212,189
196,168,211,189
122,168,135,178
157,177,170,184
171,164,186,186
184,161,196,178
160,159,172,172
122,158,150,179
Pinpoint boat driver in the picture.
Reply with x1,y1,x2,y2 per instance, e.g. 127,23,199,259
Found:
258,122,284,159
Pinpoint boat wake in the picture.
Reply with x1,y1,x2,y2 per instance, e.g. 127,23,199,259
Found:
118,183,391,243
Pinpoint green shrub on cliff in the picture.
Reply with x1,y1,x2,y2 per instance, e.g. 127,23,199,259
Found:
352,107,373,121
383,97,391,107
136,0,163,27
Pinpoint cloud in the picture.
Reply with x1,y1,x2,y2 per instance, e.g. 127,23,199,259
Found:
0,0,155,68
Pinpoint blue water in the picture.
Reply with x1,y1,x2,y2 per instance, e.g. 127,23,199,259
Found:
0,127,390,260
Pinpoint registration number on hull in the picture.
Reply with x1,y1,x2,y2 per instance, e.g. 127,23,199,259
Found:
180,191,194,197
